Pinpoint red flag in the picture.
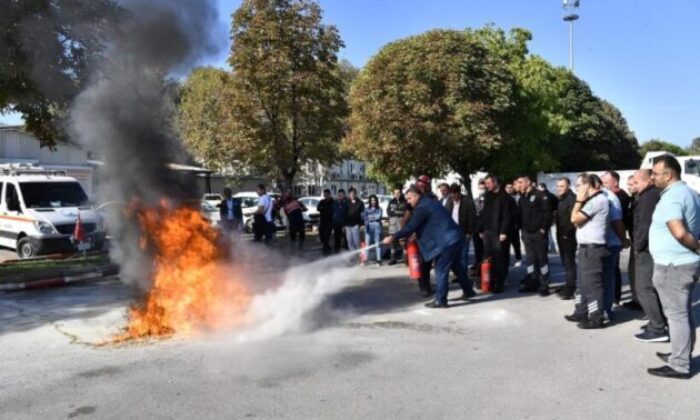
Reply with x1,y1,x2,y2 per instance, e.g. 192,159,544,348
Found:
73,214,86,243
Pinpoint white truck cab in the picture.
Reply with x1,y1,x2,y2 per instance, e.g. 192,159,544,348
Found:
0,164,106,258
641,151,700,192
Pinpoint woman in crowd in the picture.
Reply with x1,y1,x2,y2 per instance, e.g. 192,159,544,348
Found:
281,192,307,252
363,194,384,265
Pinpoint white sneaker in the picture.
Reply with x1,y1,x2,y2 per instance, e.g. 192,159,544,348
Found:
513,260,523,268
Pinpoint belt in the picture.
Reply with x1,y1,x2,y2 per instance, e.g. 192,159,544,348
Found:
579,243,605,248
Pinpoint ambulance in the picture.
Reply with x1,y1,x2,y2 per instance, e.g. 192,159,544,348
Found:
0,164,106,258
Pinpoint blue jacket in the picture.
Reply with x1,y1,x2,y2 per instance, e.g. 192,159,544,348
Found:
363,207,383,224
393,197,462,261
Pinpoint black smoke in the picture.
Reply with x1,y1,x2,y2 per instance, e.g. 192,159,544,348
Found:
71,0,224,287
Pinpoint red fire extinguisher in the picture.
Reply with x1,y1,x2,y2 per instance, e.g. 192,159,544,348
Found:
480,258,492,292
359,241,367,264
407,239,421,280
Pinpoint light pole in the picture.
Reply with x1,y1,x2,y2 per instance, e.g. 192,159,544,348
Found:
562,0,580,72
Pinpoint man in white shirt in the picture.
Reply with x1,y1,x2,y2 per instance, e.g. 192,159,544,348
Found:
254,183,274,244
445,183,475,282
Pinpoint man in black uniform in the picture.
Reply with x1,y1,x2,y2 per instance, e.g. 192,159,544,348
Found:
555,177,577,299
516,175,553,296
477,175,511,293
471,180,487,276
316,189,335,256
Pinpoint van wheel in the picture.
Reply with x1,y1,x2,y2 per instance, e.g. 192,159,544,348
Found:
17,237,38,259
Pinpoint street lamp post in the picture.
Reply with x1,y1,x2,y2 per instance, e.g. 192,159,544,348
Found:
562,0,580,72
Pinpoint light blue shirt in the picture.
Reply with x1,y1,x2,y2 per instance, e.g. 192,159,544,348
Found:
602,189,623,247
649,181,700,266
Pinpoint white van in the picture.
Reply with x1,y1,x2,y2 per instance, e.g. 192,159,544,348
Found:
0,164,106,258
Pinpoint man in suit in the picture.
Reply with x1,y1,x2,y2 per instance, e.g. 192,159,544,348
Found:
478,175,512,293
383,185,475,308
445,183,475,274
219,187,242,233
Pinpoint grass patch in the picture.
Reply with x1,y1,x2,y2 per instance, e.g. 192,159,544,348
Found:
0,254,112,277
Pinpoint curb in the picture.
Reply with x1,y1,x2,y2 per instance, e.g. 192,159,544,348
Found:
0,265,119,292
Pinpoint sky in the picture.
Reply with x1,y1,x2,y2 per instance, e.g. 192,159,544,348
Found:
3,0,698,148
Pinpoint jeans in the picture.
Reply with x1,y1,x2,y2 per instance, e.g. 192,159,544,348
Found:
603,245,621,317
653,262,699,374
364,222,383,262
346,225,361,251
434,239,471,305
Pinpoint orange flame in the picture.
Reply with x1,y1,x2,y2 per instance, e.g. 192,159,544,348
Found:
116,201,250,341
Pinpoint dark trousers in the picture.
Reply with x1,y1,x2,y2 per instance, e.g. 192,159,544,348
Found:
434,239,472,305
522,230,550,290
615,263,623,304
483,231,509,291
509,227,522,261
628,248,638,303
557,233,577,292
634,250,666,333
419,258,433,293
332,224,345,252
319,221,332,255
253,216,274,244
288,222,305,249
574,245,609,322
473,229,484,268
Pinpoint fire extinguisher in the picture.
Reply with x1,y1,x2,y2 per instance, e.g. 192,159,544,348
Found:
480,258,492,292
407,239,421,280
359,241,367,264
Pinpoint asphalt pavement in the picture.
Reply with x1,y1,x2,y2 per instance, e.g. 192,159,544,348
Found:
1,245,700,419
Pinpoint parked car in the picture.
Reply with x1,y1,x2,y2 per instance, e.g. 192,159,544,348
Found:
201,193,223,208
200,201,220,226
298,196,321,228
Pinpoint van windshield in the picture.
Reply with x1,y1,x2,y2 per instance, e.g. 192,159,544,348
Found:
19,182,89,208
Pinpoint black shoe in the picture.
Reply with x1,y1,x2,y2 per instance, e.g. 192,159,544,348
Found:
456,293,472,301
647,365,689,379
421,289,434,298
519,284,537,293
388,259,397,266
425,300,448,309
635,330,670,343
564,313,588,323
622,301,643,311
656,352,671,363
558,292,574,300
463,288,476,298
577,319,605,329
538,288,550,297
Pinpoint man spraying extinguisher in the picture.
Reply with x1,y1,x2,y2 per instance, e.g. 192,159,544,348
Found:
383,185,476,308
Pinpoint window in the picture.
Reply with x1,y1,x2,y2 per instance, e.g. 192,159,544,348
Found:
19,182,88,208
5,183,20,211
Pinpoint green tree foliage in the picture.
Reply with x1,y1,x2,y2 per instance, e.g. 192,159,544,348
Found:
178,67,234,172
224,0,348,190
640,139,688,156
0,0,124,147
345,30,516,185
687,137,700,155
345,26,641,184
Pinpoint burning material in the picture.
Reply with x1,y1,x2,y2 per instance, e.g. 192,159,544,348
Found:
115,201,250,341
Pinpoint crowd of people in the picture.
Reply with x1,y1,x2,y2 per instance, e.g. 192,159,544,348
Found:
216,155,699,379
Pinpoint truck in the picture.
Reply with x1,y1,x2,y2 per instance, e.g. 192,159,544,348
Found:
0,164,106,258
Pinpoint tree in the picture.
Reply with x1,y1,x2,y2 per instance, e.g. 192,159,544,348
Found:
345,29,517,185
0,0,124,147
640,139,688,156
177,67,235,172
223,0,348,190
687,137,700,155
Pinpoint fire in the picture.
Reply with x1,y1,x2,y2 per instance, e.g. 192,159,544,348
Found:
116,201,250,341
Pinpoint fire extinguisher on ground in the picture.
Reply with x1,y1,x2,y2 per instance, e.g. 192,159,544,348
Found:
406,239,421,280
480,258,492,292
359,241,367,264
